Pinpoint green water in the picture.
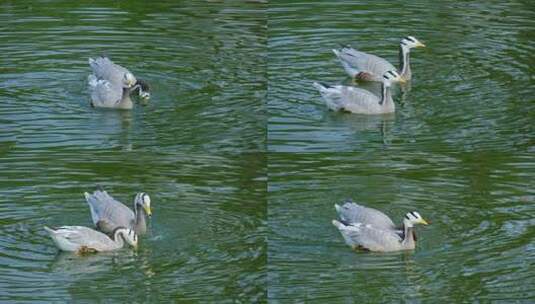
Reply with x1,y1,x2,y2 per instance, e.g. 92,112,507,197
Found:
1,0,534,302
0,1,265,302
267,0,534,302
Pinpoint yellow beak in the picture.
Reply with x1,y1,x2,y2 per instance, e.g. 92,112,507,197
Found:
419,218,429,225
398,76,407,84
144,205,152,217
416,41,426,48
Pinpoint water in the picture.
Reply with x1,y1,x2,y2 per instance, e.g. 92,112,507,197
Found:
0,1,265,302
1,0,534,302
267,0,534,302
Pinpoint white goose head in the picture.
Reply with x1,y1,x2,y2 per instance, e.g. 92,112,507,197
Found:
402,211,429,228
382,70,405,85
123,72,137,88
135,192,152,217
400,36,426,49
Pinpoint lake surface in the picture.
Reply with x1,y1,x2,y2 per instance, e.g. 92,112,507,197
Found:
0,1,265,302
268,0,534,302
1,0,534,302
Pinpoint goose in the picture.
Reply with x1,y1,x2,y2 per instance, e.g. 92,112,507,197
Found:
333,36,425,82
84,189,152,236
44,226,138,254
88,56,151,109
313,70,404,114
332,201,429,252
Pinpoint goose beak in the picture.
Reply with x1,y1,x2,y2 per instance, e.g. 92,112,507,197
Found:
398,76,407,84
419,218,430,225
144,205,152,217
416,41,426,48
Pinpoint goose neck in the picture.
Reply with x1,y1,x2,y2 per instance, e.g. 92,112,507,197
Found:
402,222,416,248
399,45,411,79
134,203,147,233
112,229,125,248
380,82,393,108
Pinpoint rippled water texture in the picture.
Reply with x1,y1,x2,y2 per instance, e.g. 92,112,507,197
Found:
268,0,534,302
0,1,266,302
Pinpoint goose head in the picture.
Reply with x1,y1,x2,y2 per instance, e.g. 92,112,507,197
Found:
133,79,151,100
135,192,152,217
382,70,405,85
400,36,426,49
402,211,429,228
123,72,137,88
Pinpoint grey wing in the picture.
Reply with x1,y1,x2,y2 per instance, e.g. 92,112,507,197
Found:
349,226,402,252
335,47,396,79
335,201,396,230
84,190,135,234
315,84,380,112
336,86,383,113
87,75,123,108
88,57,131,84
334,221,401,251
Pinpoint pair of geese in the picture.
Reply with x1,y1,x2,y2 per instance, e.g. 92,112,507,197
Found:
87,56,151,109
314,36,426,114
45,189,152,254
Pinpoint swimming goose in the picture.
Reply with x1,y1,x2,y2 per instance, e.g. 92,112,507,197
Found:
313,70,404,114
84,189,152,236
44,226,138,253
332,201,429,252
88,57,151,109
333,36,425,82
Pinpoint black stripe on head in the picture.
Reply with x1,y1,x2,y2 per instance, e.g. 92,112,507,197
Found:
136,79,150,91
387,71,397,78
141,193,147,202
405,214,410,220
405,36,416,42
383,75,388,79
400,40,407,46
410,211,417,218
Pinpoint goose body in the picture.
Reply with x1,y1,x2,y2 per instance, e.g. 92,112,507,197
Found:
84,189,152,236
87,75,136,109
44,226,137,253
333,36,425,82
332,201,428,252
313,70,403,115
87,57,150,109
